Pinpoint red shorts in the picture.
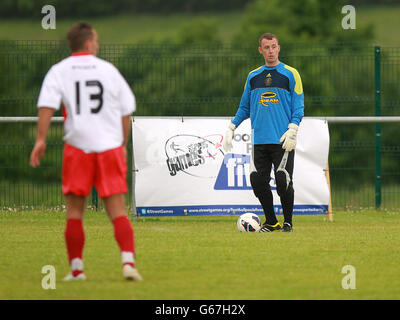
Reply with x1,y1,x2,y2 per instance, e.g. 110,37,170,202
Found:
62,143,128,198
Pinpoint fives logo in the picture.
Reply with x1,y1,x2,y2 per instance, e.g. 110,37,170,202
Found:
214,153,276,190
214,154,252,190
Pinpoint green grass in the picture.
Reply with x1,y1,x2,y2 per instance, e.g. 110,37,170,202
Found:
0,210,399,300
0,5,400,45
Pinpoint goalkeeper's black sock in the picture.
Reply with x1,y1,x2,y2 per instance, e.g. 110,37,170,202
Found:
258,192,278,225
280,187,294,226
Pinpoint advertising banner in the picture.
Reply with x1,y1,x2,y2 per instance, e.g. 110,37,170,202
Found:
132,117,330,217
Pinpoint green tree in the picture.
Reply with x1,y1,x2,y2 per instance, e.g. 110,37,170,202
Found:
176,18,221,44
233,0,373,44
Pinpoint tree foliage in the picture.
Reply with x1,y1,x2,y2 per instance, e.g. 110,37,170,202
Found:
0,0,250,17
233,0,374,44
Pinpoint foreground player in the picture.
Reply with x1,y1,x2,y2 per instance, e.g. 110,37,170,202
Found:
30,23,142,281
223,33,304,232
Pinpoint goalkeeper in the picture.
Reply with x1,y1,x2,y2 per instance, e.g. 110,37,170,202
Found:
223,33,304,232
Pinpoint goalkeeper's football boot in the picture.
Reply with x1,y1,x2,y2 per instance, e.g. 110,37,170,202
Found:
282,222,293,232
123,265,143,281
62,272,87,281
259,222,282,232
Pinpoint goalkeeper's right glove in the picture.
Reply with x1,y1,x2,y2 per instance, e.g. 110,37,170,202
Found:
223,123,236,152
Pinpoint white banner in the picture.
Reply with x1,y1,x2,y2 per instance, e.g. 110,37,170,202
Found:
132,117,330,217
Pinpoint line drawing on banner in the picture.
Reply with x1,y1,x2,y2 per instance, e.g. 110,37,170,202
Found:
165,134,225,178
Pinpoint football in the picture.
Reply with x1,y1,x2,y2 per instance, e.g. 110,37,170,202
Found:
237,213,261,232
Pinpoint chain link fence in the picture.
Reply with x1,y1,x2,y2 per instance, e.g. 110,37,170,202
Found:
1,41,399,210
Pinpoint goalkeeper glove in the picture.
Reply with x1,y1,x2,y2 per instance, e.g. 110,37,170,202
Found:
279,123,299,152
223,123,236,152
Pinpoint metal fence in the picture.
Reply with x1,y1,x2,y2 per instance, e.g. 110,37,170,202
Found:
1,41,399,210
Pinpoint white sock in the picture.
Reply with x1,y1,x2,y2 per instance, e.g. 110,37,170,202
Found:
70,258,84,276
121,251,135,266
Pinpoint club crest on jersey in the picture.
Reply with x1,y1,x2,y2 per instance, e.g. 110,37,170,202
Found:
265,73,272,86
258,92,279,107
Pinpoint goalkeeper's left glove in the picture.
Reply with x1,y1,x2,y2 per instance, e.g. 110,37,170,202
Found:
279,123,299,152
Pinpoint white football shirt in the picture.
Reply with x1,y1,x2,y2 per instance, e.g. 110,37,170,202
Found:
37,52,136,153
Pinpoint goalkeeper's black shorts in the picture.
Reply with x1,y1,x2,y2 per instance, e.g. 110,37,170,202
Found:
252,144,295,186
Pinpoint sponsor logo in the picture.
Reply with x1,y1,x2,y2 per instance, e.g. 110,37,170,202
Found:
214,153,276,190
214,154,252,190
165,134,224,178
259,92,279,107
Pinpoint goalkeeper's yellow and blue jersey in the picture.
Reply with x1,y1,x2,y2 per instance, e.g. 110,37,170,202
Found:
232,62,304,145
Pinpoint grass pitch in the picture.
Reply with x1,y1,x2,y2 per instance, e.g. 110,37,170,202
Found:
0,210,399,300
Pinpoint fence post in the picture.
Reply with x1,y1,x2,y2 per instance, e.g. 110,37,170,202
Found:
374,46,382,209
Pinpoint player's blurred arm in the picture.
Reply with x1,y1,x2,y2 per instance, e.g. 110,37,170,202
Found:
117,65,135,157
122,114,131,147
30,107,55,168
121,114,132,159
